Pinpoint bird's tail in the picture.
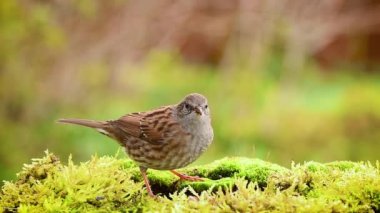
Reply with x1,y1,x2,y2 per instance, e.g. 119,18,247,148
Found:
58,118,107,129
58,118,122,143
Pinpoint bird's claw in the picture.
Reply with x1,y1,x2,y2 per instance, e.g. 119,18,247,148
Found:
170,170,203,181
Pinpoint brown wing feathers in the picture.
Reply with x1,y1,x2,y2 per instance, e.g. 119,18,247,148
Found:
112,106,174,144
112,112,144,138
59,106,176,145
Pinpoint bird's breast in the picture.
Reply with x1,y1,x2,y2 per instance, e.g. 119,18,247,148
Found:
176,122,213,165
128,119,213,170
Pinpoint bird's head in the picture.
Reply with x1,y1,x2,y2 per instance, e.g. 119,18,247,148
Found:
176,93,210,123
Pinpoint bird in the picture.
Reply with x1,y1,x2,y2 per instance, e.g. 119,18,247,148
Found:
58,93,214,197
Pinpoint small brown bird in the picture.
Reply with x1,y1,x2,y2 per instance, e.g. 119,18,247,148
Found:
58,93,213,197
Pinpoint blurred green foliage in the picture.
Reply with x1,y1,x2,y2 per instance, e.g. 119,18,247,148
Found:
0,1,380,184
1,51,380,183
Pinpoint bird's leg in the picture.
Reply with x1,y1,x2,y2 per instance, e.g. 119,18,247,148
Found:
170,170,203,181
140,167,155,197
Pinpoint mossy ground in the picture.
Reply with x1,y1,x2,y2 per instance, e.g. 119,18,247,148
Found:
0,151,379,212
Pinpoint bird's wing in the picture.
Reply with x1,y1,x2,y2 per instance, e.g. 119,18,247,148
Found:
112,106,179,145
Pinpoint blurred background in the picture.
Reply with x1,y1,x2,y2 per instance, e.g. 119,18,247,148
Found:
1,0,380,183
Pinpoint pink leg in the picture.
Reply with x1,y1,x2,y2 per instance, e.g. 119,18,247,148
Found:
140,167,155,197
170,170,203,181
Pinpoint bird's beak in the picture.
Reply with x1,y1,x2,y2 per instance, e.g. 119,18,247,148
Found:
194,107,202,116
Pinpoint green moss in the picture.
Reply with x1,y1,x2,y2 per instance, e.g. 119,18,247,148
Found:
302,161,328,172
178,157,288,192
325,161,365,171
1,151,379,212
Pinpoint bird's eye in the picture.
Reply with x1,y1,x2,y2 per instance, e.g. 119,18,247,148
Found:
185,103,191,110
205,105,208,109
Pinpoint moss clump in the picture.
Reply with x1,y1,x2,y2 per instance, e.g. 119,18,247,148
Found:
1,151,379,212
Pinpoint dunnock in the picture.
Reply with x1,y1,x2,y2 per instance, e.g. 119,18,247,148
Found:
58,93,213,197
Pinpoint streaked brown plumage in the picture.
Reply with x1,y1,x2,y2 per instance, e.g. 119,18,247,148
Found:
58,93,213,197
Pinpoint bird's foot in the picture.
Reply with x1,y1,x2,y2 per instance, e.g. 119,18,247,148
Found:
170,170,203,181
